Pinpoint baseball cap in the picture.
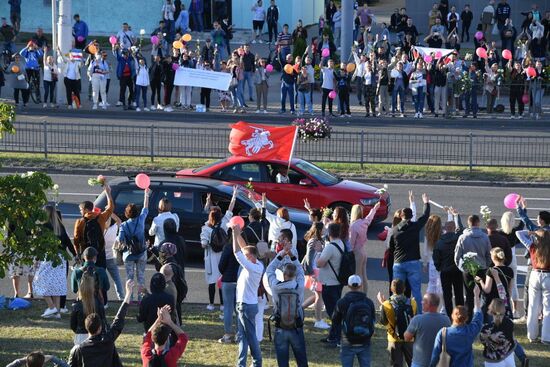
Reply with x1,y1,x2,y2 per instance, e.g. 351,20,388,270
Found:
82,246,98,259
348,275,362,288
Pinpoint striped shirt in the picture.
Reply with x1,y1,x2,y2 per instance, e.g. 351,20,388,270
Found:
277,32,292,47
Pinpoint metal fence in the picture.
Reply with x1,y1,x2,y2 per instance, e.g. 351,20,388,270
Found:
1,121,549,169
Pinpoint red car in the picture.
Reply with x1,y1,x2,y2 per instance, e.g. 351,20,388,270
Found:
176,157,390,221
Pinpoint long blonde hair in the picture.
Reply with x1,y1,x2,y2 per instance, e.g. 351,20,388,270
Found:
79,272,96,317
350,204,363,223
500,211,515,235
425,215,442,250
488,298,506,326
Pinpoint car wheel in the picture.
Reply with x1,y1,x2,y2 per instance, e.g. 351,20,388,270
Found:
329,202,352,213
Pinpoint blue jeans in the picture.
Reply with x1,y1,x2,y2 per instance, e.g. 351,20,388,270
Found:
236,302,262,367
280,81,295,112
191,11,203,32
280,47,291,64
515,341,527,364
135,85,147,108
393,260,422,314
298,90,312,114
222,282,237,334
124,252,147,300
341,344,371,367
465,87,478,116
274,328,308,367
165,19,175,42
392,85,405,113
106,258,125,300
413,87,425,113
236,80,246,107
243,71,254,100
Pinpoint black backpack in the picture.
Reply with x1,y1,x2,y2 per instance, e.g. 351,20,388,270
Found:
126,218,146,255
147,348,168,367
209,224,228,253
390,298,414,340
84,216,105,252
327,242,356,285
169,262,188,303
343,298,375,344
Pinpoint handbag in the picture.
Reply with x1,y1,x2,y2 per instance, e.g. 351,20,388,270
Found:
437,327,451,367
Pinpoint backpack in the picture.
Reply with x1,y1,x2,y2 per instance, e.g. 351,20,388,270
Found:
124,217,146,255
169,262,188,303
209,224,228,253
147,348,168,367
327,242,356,285
274,285,302,330
390,298,414,340
248,225,269,259
343,298,375,344
83,216,105,252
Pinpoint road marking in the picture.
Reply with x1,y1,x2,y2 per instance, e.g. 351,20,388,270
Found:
59,192,98,196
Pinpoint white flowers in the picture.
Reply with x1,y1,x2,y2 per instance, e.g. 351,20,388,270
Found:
52,184,59,191
463,251,478,259
21,171,35,178
480,205,491,215
140,29,146,35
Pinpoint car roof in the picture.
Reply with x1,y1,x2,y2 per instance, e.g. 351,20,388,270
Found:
110,176,234,192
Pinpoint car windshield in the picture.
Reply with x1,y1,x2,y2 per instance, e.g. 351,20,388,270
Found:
295,160,340,186
192,158,228,173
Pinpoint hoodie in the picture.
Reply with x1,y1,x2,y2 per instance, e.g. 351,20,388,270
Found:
454,227,492,271
137,274,176,332
433,215,464,273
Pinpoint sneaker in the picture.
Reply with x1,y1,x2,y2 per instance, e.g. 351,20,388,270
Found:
535,113,540,120
419,113,423,119
513,316,527,324
132,102,137,107
50,103,56,108
339,114,345,118
157,104,163,110
314,320,331,329
517,114,523,120
67,105,73,109
59,307,69,314
164,106,173,112
243,103,249,108
255,109,261,113
252,39,256,44
144,107,150,112
41,308,58,318
279,109,286,114
136,107,141,112
43,103,47,108
206,304,215,311
150,105,156,111
102,104,107,110
92,104,97,110
218,335,233,344
233,108,239,113
258,39,263,44
346,114,351,117
116,101,123,107
400,113,405,118
262,109,267,114
52,312,61,319
511,115,516,119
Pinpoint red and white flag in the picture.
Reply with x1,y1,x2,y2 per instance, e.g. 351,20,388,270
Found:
228,121,298,161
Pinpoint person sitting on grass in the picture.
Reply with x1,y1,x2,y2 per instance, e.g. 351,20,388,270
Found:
140,304,189,367
68,280,134,367
7,352,68,367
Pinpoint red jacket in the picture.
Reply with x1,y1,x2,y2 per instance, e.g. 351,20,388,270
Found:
141,332,188,367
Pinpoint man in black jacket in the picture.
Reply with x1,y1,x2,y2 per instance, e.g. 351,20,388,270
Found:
137,273,176,332
433,208,464,319
69,280,134,367
266,0,279,44
389,193,430,314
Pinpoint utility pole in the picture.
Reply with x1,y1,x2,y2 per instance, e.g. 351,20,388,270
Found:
340,0,353,63
55,0,72,106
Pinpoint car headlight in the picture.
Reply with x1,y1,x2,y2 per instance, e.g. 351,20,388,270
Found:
360,198,379,206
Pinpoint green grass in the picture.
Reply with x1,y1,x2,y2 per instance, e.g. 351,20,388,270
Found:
1,153,550,183
0,301,549,367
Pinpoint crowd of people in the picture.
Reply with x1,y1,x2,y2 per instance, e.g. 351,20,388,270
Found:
6,178,550,367
0,0,547,118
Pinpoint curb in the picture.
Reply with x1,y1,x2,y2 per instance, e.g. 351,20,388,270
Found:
2,166,550,188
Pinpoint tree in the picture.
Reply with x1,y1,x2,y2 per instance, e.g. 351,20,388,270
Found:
0,104,62,278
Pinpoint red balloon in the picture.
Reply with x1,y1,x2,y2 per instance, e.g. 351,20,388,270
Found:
229,216,245,230
502,49,512,60
476,47,487,59
526,67,537,78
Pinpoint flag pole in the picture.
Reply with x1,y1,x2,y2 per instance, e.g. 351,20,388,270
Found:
287,126,298,171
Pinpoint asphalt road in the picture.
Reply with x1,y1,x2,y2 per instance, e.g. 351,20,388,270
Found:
1,172,547,311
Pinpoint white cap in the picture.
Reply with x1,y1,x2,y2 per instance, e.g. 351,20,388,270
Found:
348,275,362,288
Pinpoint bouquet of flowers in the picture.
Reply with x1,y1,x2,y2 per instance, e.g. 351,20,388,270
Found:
375,184,389,201
480,205,491,224
496,68,505,86
457,71,473,92
245,177,254,191
292,117,332,142
462,252,482,286
88,175,106,187
50,184,60,206
321,207,333,218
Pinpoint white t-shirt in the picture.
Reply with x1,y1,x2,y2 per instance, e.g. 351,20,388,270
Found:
321,68,335,90
235,251,264,304
252,4,266,21
150,212,180,247
104,223,119,260
318,239,344,286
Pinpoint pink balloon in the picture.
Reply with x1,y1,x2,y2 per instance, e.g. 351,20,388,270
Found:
229,216,245,230
77,36,85,42
172,63,179,71
151,35,159,45
328,90,337,99
109,36,117,46
526,67,537,78
476,47,487,59
502,49,512,60
424,55,432,63
135,173,150,190
522,94,530,104
265,64,273,72
321,48,330,58
475,31,484,41
503,193,519,209
435,51,442,59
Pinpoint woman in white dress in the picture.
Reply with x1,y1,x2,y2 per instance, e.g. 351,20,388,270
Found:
200,187,236,311
33,205,70,319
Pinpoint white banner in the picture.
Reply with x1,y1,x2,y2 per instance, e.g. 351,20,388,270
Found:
174,68,232,90
414,46,454,59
